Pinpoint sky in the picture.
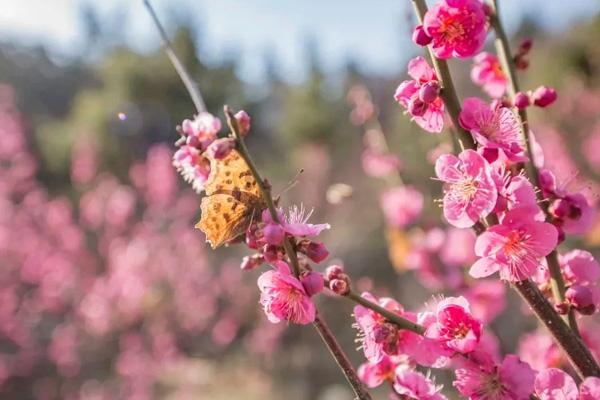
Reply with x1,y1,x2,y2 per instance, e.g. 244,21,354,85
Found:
1,0,599,83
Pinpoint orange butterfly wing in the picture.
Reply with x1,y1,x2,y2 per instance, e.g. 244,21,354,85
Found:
196,150,264,248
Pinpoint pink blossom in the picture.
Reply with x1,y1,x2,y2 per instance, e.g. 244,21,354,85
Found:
559,250,600,286
361,149,402,178
454,354,536,400
172,145,211,193
425,296,482,353
580,377,600,400
257,262,316,325
380,185,424,228
423,0,488,59
282,204,330,237
181,112,221,150
553,194,596,235
357,356,396,388
394,365,447,400
435,149,497,228
471,52,507,98
353,292,407,362
534,368,578,400
440,228,476,267
394,56,445,133
459,97,527,162
234,110,251,136
493,170,539,217
518,330,562,372
462,279,506,323
470,208,558,282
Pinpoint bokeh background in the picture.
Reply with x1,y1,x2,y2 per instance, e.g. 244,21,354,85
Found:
2,1,600,399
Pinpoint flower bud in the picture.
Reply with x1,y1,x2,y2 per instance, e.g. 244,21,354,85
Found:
263,244,282,263
329,277,350,296
325,264,345,281
234,110,251,136
240,254,263,271
408,98,427,117
513,92,530,109
245,223,262,249
566,284,596,315
412,25,432,46
514,56,529,70
549,198,570,219
207,138,235,160
300,271,324,297
519,38,533,53
532,86,557,108
262,223,285,245
418,82,440,104
298,241,329,264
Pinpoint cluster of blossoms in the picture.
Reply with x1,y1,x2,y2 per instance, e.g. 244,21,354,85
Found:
166,0,600,398
172,110,249,192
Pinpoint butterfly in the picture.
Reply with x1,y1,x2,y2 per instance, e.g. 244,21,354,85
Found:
196,150,265,248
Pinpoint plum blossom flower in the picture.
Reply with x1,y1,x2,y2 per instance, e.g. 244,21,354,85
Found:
353,292,407,362
492,169,539,217
172,145,211,193
559,250,600,286
283,204,330,237
470,208,558,282
454,354,536,400
394,56,445,133
471,52,507,98
257,261,315,325
423,0,488,59
394,365,447,400
534,368,600,400
435,149,497,228
181,112,221,150
425,296,482,353
380,185,424,228
362,149,402,178
459,97,527,162
357,356,397,388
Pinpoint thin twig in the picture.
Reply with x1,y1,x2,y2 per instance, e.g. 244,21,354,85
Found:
143,0,206,114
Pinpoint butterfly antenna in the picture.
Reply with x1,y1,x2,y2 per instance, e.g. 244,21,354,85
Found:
279,168,304,197
143,0,206,114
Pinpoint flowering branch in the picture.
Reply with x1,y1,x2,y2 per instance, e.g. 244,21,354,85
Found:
488,0,576,332
223,108,372,400
408,0,599,379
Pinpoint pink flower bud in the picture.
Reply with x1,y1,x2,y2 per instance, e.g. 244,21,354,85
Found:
532,86,557,108
329,277,350,296
207,138,235,160
234,110,251,136
549,198,570,219
263,244,282,263
300,271,324,297
412,25,432,46
514,55,529,70
240,254,263,271
519,38,533,53
246,223,262,249
299,241,329,263
262,223,285,245
408,98,427,117
418,82,440,104
513,92,530,109
566,284,596,315
325,264,345,281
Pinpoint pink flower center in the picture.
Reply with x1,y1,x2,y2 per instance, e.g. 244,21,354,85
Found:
439,16,466,44
450,176,479,203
